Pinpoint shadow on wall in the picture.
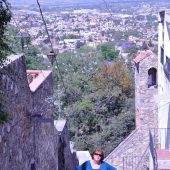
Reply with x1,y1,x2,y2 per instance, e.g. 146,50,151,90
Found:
166,21,170,40
165,103,170,149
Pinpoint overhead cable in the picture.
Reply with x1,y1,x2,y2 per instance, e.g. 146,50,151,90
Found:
36,0,67,93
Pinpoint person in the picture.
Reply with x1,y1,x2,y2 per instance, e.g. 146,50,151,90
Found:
75,148,117,170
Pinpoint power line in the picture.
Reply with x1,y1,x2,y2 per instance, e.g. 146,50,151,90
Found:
2,0,28,35
101,0,114,18
36,0,67,94
2,0,32,53
1,1,48,82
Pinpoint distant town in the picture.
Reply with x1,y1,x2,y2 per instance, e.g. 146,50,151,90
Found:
10,2,170,55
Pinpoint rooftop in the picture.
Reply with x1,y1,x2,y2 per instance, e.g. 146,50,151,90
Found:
27,70,51,92
54,119,66,132
133,50,153,63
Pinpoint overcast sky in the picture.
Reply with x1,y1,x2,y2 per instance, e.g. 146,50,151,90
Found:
8,0,168,6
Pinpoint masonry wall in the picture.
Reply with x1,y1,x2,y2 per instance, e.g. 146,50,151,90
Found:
31,72,53,117
0,54,35,169
0,54,32,115
0,54,77,170
55,120,78,170
135,53,158,129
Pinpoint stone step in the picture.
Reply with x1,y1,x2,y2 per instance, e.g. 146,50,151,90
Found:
158,160,170,170
157,149,170,170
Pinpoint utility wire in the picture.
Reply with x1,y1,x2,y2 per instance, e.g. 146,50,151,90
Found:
36,0,67,94
2,0,48,81
2,0,29,35
2,0,32,53
101,0,114,18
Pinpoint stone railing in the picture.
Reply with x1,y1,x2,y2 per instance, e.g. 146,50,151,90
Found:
105,128,149,170
123,145,150,170
105,129,139,161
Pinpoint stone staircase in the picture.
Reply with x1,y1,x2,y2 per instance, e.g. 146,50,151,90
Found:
104,128,150,170
157,149,170,170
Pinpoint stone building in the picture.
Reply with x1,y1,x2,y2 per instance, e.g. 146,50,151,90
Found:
105,50,158,170
134,50,158,129
0,54,77,170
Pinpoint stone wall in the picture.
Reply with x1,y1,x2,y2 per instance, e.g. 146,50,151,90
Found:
134,51,158,129
30,70,53,117
105,128,150,170
0,54,77,170
54,120,78,170
0,54,32,116
105,51,158,170
0,54,34,169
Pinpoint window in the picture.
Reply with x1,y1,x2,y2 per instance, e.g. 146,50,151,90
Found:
148,68,157,88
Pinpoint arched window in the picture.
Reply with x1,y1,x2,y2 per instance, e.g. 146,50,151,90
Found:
148,68,157,88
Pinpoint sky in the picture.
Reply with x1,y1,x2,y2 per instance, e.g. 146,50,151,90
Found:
8,0,169,6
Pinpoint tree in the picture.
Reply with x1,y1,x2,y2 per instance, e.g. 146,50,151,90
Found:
100,44,118,60
93,61,132,93
0,0,11,66
48,45,135,155
0,0,11,124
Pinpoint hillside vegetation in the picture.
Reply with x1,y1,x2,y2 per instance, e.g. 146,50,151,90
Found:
50,44,135,155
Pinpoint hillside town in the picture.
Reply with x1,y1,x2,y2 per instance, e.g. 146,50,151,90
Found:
10,2,167,54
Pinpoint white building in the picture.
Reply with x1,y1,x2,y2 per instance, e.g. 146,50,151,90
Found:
158,10,170,150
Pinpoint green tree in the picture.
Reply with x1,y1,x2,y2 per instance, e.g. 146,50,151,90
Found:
100,44,118,60
49,46,135,155
0,0,11,66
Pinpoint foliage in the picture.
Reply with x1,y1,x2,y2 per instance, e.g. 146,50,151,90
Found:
50,45,135,155
93,61,132,93
0,0,11,66
100,44,118,60
76,112,135,156
5,27,49,70
24,47,49,70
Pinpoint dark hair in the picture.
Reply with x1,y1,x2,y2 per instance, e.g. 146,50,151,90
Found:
91,148,104,161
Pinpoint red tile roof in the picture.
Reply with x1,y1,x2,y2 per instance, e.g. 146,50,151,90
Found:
27,70,51,92
133,50,153,63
